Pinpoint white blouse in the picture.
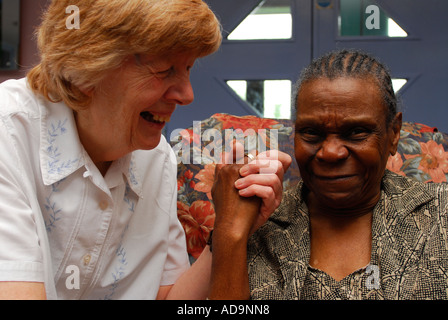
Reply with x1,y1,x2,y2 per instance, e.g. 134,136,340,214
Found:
0,78,190,299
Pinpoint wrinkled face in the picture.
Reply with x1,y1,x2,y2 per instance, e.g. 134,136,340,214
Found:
79,52,197,160
294,77,401,213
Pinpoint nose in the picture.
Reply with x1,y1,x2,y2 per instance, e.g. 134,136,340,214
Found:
316,136,349,163
165,76,195,106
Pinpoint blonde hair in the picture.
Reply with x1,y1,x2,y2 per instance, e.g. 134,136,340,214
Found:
27,0,222,109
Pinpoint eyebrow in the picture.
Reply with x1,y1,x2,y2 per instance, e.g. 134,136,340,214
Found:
295,115,378,128
134,54,167,68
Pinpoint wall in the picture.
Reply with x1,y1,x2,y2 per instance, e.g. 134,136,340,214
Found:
0,0,49,84
168,0,448,135
3,0,448,133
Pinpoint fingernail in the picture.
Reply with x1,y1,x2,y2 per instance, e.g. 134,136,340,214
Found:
235,179,243,188
239,166,249,176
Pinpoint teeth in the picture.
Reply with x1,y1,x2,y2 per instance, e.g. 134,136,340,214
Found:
152,114,171,123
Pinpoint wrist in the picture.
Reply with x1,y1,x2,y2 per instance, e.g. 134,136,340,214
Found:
210,226,250,252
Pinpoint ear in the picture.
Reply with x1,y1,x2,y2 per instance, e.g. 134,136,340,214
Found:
388,112,402,156
79,85,94,97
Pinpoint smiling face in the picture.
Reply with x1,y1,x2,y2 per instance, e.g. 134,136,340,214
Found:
294,76,401,214
75,52,197,164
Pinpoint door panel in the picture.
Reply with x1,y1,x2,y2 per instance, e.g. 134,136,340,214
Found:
313,0,448,132
166,0,448,136
166,0,312,137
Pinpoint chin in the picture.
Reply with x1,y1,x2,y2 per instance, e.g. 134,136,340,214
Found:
137,134,162,151
318,191,362,210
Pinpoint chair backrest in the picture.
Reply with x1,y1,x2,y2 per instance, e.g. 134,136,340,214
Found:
171,113,448,260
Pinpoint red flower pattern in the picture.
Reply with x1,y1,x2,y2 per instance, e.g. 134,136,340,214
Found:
177,200,215,259
213,113,279,131
404,140,448,182
173,114,448,260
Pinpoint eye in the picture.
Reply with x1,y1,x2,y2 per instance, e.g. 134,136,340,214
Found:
297,127,323,143
154,67,174,78
345,127,371,140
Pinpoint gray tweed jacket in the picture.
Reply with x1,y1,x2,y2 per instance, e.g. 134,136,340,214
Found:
248,171,448,300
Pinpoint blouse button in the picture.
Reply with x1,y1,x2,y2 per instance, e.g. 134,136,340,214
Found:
99,200,109,210
83,254,91,266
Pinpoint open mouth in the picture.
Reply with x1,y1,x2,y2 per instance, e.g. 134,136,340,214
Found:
140,111,171,124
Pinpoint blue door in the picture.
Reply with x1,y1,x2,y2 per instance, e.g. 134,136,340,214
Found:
166,0,448,136
166,0,313,137
313,0,448,132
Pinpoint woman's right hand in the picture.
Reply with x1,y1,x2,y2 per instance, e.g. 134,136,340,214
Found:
208,148,261,300
211,160,261,241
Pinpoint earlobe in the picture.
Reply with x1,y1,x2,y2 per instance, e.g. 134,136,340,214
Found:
79,86,94,97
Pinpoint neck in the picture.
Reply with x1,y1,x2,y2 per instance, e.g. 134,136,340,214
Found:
309,206,373,235
308,205,373,281
74,111,125,176
95,161,112,176
305,188,379,221
305,188,376,281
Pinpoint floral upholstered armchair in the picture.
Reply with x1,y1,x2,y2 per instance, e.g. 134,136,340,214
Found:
170,113,448,261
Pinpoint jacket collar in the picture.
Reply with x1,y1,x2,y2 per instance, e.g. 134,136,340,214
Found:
370,170,436,298
271,170,436,299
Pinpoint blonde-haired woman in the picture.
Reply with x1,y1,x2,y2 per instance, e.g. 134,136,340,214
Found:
0,0,290,299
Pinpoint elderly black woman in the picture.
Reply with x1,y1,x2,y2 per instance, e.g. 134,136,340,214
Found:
209,49,448,300
0,0,291,300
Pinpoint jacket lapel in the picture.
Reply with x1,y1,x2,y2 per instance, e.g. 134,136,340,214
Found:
269,181,311,299
372,171,435,299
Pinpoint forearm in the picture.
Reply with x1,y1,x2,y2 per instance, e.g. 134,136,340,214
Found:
206,157,263,300
208,229,251,300
162,246,213,300
0,282,46,300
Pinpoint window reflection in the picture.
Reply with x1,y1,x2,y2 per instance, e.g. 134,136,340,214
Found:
227,78,405,120
228,0,292,40
339,0,407,37
227,80,292,119
0,0,21,70
392,78,407,93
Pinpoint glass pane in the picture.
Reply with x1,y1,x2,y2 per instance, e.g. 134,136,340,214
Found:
392,78,407,93
387,19,407,37
0,0,20,70
339,0,407,37
227,80,291,119
228,0,292,40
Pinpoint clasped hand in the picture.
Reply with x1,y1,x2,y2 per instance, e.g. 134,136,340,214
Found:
211,142,292,238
